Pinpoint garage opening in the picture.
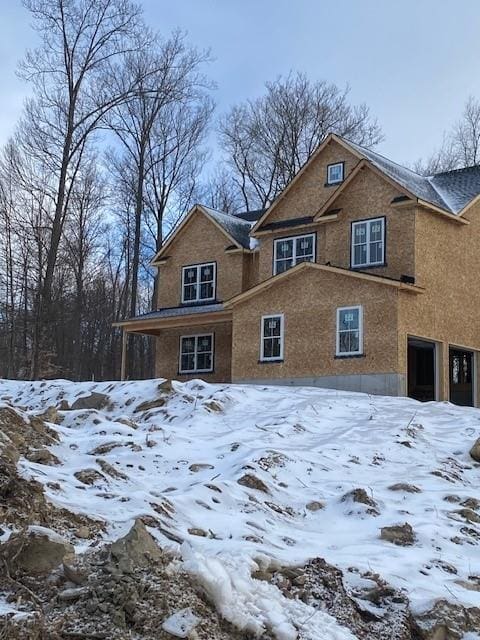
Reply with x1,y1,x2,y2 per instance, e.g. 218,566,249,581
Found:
408,338,436,402
449,348,474,407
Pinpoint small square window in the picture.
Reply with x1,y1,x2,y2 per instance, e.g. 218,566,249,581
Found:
327,162,344,185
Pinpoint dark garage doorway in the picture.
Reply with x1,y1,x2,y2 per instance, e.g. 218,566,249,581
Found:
408,338,436,402
449,348,474,407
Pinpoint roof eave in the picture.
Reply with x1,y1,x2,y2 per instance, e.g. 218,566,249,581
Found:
225,262,424,309
417,200,470,224
150,204,248,266
113,309,232,332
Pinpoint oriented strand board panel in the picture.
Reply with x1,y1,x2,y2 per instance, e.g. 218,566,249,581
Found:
259,139,360,226
398,203,480,399
231,267,400,382
155,321,232,382
257,166,415,283
157,210,245,309
324,168,416,281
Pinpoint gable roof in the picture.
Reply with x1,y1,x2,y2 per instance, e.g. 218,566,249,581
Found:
224,261,423,308
151,204,260,265
252,133,480,233
344,139,480,215
235,208,266,222
201,206,254,249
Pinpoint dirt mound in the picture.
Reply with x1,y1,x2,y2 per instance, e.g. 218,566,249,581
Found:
0,522,252,640
0,405,103,538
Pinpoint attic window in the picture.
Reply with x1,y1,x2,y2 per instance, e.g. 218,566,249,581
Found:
327,162,344,185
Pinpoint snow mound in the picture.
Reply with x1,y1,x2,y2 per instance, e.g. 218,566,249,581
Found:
181,545,356,639
2,377,480,633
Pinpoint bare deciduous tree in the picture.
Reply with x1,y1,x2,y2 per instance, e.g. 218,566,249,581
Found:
415,96,480,175
219,72,383,209
20,0,150,376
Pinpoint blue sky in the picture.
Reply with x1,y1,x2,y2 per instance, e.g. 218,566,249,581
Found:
1,0,480,166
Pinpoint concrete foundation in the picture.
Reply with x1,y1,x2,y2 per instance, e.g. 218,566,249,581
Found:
234,372,406,397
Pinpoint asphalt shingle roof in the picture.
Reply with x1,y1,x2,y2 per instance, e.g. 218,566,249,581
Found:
127,303,225,322
344,138,480,214
202,207,254,249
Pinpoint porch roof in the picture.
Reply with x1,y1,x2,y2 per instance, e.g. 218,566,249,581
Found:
113,302,231,334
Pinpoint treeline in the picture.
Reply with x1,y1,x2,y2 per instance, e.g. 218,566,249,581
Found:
0,0,387,381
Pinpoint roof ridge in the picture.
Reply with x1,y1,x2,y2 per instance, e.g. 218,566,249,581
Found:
201,205,253,224
339,135,424,179
431,164,480,178
339,135,453,212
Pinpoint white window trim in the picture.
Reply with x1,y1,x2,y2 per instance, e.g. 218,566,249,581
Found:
260,314,285,362
179,333,214,374
273,233,316,275
181,262,216,304
327,162,344,185
351,217,385,268
336,306,363,357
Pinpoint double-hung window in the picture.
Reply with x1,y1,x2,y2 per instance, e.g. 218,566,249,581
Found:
273,234,315,274
336,306,363,356
327,162,344,185
182,262,216,303
260,314,284,361
351,218,385,268
179,334,214,373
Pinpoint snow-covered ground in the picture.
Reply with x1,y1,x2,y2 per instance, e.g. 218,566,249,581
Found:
1,378,480,637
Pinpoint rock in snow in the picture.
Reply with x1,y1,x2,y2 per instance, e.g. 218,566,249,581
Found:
469,437,480,462
110,518,163,572
380,523,416,546
0,525,74,575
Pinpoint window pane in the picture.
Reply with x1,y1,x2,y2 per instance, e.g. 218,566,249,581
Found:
200,265,214,282
339,332,350,353
263,338,273,359
276,239,293,258
370,220,383,241
196,352,212,371
183,284,197,301
181,353,195,371
184,268,197,283
197,335,212,353
200,282,214,299
370,241,383,263
181,337,195,353
354,223,367,243
270,337,281,358
275,258,294,273
354,244,367,266
339,330,360,354
263,337,281,359
339,308,359,331
263,317,281,337
349,330,359,353
296,235,314,260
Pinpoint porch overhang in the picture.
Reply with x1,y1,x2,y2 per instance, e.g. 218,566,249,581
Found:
114,307,232,337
